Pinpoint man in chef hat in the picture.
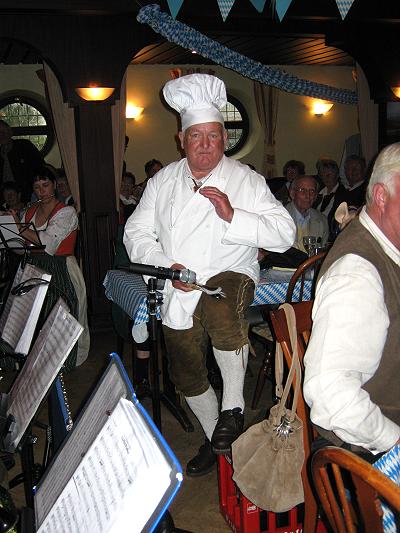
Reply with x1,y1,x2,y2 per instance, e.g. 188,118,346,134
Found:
124,74,295,476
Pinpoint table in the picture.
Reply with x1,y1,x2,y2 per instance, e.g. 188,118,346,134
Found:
103,269,312,326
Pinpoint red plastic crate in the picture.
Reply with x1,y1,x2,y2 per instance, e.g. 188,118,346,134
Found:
218,455,326,533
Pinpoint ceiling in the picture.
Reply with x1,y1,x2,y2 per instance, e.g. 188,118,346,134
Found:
131,35,353,67
130,0,400,68
0,0,392,67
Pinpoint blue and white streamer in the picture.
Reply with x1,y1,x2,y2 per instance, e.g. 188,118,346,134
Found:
137,4,357,105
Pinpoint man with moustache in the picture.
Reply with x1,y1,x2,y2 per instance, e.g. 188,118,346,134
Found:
124,74,295,476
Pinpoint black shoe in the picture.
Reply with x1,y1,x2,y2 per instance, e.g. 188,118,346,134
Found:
211,408,244,454
134,378,152,400
186,439,216,477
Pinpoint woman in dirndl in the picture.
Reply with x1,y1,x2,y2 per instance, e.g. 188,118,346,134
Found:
11,166,90,369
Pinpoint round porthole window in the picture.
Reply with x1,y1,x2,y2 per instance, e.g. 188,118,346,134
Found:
0,95,54,157
221,94,249,156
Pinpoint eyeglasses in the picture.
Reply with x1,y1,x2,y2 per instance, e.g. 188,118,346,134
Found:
294,187,317,195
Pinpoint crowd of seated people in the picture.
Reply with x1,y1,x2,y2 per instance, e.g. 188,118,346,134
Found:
267,153,369,248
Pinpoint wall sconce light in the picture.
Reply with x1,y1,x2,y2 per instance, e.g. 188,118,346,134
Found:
75,87,115,101
311,99,334,117
126,104,144,120
391,86,400,99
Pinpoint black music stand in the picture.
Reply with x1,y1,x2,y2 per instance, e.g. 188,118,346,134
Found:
146,277,194,433
0,220,45,275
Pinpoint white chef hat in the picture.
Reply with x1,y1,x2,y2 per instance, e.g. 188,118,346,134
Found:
163,74,227,132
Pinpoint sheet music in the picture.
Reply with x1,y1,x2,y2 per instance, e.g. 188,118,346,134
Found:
5,299,83,451
37,398,173,533
1,264,51,354
0,215,24,249
0,264,24,332
34,363,129,524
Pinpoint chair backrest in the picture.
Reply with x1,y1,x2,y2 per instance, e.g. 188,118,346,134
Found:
311,446,400,533
270,301,314,461
269,300,317,532
285,251,327,303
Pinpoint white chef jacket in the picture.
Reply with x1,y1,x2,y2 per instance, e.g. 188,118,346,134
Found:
304,207,400,454
124,155,295,330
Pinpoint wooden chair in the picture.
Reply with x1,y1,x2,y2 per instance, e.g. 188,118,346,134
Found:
312,446,400,532
269,300,319,533
251,252,326,409
285,251,327,303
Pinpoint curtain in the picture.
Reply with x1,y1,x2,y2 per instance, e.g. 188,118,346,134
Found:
253,82,279,178
43,62,81,212
356,63,378,168
111,73,127,210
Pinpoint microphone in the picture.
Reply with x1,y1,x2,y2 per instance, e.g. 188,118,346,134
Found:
125,263,196,284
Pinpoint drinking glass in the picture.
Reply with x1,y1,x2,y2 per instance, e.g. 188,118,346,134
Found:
303,235,317,257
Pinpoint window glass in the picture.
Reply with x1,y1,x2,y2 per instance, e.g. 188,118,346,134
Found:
220,94,249,155
0,95,54,156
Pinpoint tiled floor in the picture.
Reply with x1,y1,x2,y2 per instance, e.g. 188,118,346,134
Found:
4,327,274,532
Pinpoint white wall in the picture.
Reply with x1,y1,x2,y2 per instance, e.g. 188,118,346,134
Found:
0,63,359,183
125,64,358,181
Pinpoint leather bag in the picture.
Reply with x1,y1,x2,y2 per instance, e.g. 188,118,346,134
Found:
232,303,305,513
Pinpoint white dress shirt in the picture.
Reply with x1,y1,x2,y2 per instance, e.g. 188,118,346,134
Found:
124,155,295,330
304,207,400,454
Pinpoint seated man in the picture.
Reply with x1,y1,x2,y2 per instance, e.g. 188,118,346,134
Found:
56,171,74,206
304,142,400,528
286,175,329,253
274,159,305,205
343,154,368,208
124,73,295,476
313,158,347,240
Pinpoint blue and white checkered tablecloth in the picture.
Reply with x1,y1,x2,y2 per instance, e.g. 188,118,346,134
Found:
103,269,312,325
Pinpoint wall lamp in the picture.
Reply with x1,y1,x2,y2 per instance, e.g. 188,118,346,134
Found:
391,86,400,99
126,104,144,120
75,87,115,101
311,99,334,117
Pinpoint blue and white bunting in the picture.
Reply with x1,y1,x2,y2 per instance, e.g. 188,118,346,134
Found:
275,0,294,21
217,0,236,21
335,0,355,20
167,0,184,19
137,4,358,105
249,0,267,13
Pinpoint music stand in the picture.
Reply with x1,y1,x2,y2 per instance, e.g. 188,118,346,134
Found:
0,298,83,507
34,354,184,533
0,217,45,272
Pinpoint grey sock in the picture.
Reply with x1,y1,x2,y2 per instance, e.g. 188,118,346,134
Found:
185,386,219,441
213,345,249,412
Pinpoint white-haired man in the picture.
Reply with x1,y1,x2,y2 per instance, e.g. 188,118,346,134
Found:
286,175,329,252
124,74,295,476
304,142,400,530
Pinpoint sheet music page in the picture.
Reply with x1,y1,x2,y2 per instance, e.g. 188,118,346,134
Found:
37,398,173,533
1,264,51,354
6,300,82,450
0,264,24,332
0,215,23,249
34,363,128,524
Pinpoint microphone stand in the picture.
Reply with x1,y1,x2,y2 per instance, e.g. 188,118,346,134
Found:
145,277,193,433
145,277,194,533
